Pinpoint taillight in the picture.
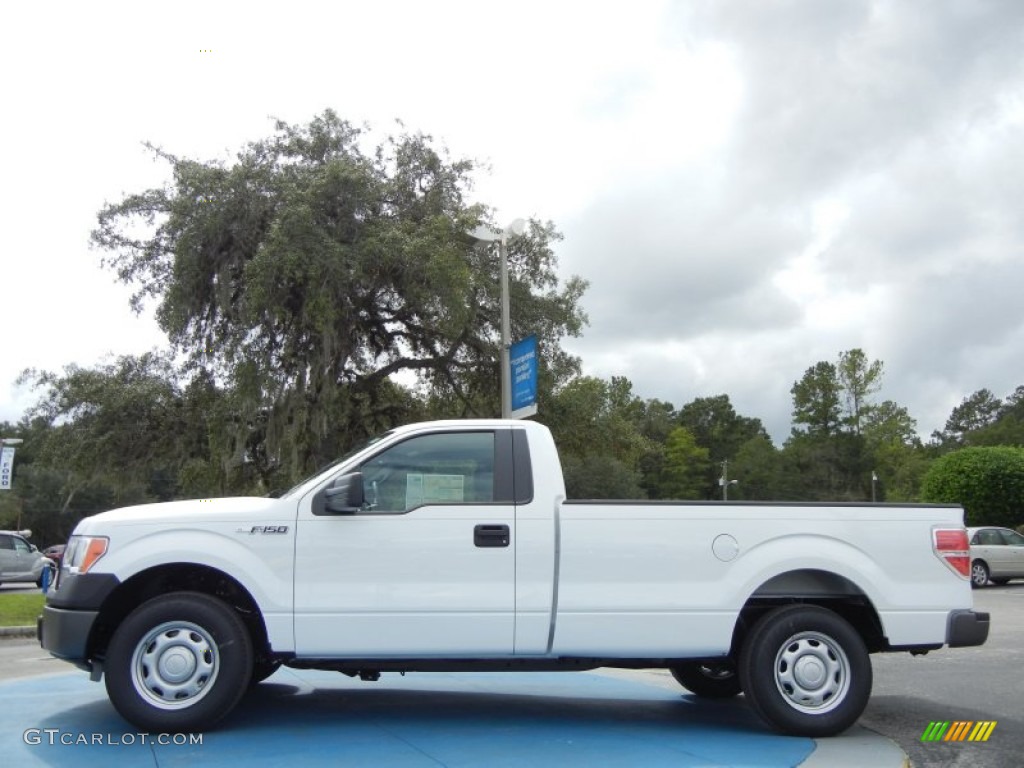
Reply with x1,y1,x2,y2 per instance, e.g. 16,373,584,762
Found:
933,528,970,579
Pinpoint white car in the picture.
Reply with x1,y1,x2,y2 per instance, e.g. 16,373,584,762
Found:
968,526,1024,587
0,531,56,587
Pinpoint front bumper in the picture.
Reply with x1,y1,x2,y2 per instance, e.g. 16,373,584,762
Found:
38,606,99,666
947,609,990,647
37,571,120,667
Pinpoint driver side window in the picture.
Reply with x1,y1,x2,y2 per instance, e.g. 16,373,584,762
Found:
358,432,495,513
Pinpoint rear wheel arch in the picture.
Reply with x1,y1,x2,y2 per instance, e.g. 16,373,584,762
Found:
733,569,886,655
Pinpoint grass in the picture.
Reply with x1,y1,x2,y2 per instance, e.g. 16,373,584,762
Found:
0,593,46,627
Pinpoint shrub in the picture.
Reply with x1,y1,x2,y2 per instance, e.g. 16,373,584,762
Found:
920,446,1024,527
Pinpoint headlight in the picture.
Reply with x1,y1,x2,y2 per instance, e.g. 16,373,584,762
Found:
64,536,109,573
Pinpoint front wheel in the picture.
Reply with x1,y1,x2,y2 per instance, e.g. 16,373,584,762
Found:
104,591,253,732
971,560,990,588
738,605,871,737
670,661,742,698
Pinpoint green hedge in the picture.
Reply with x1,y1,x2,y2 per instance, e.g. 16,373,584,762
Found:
920,446,1024,527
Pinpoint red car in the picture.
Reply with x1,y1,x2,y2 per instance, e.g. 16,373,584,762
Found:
42,544,65,567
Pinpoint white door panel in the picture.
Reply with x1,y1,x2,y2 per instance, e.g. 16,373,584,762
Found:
294,506,514,655
293,429,516,657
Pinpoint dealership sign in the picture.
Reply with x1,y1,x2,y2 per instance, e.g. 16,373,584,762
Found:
0,446,15,490
509,335,538,419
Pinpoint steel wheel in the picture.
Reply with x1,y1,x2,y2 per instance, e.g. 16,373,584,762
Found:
773,631,850,714
738,605,871,736
130,621,219,709
105,591,253,732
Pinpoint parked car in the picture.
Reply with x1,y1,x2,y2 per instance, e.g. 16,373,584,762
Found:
0,531,56,587
42,544,66,567
968,526,1024,587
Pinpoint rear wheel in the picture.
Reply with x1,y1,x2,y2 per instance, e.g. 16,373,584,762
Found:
738,605,871,737
670,661,742,698
105,591,253,732
971,560,990,588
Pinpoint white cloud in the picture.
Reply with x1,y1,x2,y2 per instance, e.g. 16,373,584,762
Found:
2,0,1023,446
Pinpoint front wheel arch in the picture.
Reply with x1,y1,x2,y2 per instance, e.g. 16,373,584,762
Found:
89,563,272,665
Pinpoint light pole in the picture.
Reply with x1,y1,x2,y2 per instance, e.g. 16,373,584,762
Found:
871,471,878,503
468,218,527,419
719,459,738,501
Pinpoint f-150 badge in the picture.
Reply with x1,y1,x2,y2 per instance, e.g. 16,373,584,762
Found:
236,525,289,534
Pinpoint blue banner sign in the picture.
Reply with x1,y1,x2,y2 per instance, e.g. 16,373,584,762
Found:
509,336,538,418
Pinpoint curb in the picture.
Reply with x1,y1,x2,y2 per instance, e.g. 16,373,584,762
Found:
798,725,910,768
0,625,36,638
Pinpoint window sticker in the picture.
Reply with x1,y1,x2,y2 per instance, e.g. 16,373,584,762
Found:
406,474,465,508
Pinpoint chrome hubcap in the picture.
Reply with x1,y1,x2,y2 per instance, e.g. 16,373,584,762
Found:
774,631,850,713
131,621,219,710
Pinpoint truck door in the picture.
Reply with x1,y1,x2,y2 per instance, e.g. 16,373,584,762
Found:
293,429,516,656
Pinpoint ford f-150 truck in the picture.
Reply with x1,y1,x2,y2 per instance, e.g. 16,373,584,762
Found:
39,419,988,736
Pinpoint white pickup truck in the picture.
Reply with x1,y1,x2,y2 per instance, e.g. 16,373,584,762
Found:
39,419,988,737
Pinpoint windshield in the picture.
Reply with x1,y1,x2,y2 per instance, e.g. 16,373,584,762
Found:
277,430,394,499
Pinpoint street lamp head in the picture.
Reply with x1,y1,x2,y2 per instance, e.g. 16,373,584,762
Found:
0,438,24,446
505,218,527,237
468,219,527,244
468,224,502,243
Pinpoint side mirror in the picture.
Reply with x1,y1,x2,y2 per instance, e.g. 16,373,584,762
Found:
324,472,365,514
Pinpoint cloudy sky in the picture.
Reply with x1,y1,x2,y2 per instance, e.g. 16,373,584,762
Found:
2,0,1022,443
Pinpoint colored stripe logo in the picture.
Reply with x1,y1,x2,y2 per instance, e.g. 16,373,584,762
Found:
921,721,997,742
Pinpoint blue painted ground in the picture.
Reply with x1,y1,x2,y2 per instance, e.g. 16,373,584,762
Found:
1,668,814,767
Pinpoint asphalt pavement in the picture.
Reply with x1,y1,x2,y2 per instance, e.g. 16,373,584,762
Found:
859,584,1024,768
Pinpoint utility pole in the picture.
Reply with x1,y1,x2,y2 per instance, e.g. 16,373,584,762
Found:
719,460,738,500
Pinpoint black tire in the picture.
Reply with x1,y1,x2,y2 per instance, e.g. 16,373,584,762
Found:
738,605,871,737
971,560,989,588
104,591,253,732
670,661,742,698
